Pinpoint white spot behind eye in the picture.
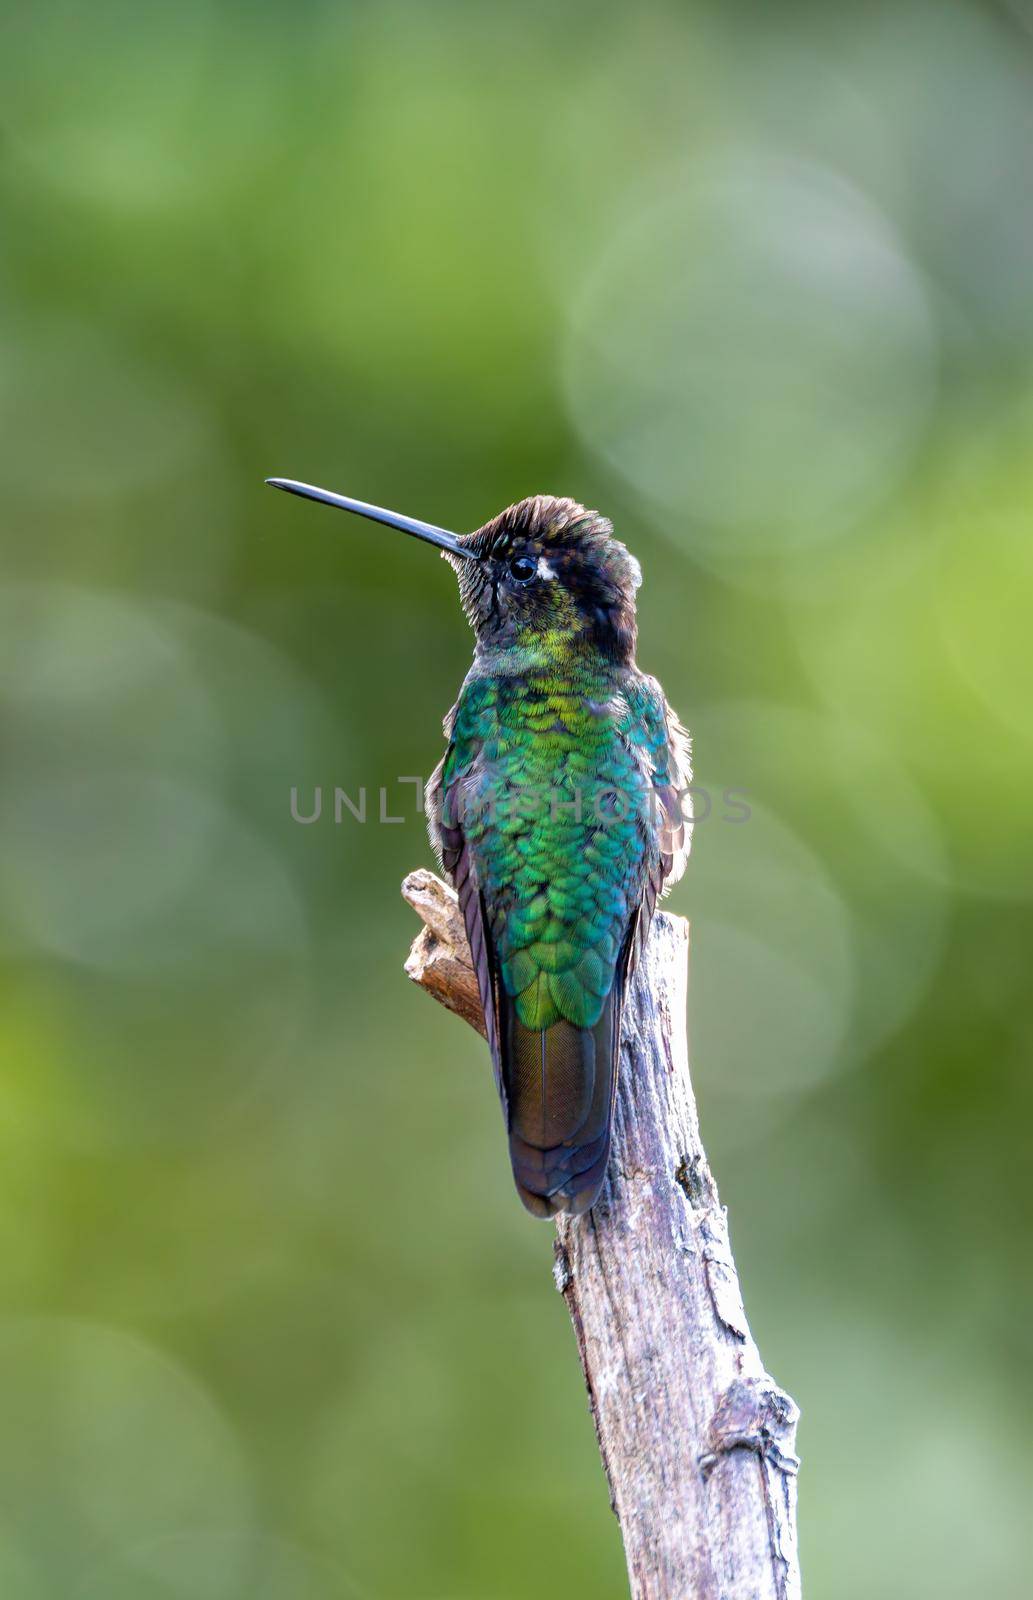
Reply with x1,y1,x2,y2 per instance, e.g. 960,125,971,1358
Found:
536,556,557,580
628,555,642,589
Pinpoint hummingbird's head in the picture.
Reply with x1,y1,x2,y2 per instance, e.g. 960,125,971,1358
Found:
452,495,641,661
264,479,641,661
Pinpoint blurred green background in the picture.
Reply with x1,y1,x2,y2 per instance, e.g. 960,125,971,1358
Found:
1,1,1032,1595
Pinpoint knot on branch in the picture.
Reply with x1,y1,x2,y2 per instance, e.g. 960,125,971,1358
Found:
699,1376,801,1481
552,1241,573,1295
675,1151,719,1210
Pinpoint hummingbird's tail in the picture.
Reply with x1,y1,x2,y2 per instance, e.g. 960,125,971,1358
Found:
500,952,631,1218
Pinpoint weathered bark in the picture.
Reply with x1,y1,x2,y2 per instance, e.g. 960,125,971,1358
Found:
403,868,801,1600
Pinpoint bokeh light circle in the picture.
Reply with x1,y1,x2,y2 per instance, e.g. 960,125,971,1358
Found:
681,795,856,1103
685,700,950,1086
564,146,937,567
0,1318,251,1591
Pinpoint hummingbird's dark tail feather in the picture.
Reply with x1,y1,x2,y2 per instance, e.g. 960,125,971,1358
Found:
499,932,634,1217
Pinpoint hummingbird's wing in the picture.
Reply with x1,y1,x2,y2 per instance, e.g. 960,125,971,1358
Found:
426,712,503,1098
626,676,692,959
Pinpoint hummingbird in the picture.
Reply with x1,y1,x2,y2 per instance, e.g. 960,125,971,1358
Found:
267,478,691,1217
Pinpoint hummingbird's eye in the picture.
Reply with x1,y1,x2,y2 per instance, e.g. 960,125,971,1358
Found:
508,553,537,585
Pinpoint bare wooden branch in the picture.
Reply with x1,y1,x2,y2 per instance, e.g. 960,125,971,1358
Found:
402,867,802,1600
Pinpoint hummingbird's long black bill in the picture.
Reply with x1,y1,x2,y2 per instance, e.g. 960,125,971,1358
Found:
265,478,478,559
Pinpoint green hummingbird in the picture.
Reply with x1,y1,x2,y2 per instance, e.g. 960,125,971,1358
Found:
267,478,691,1216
